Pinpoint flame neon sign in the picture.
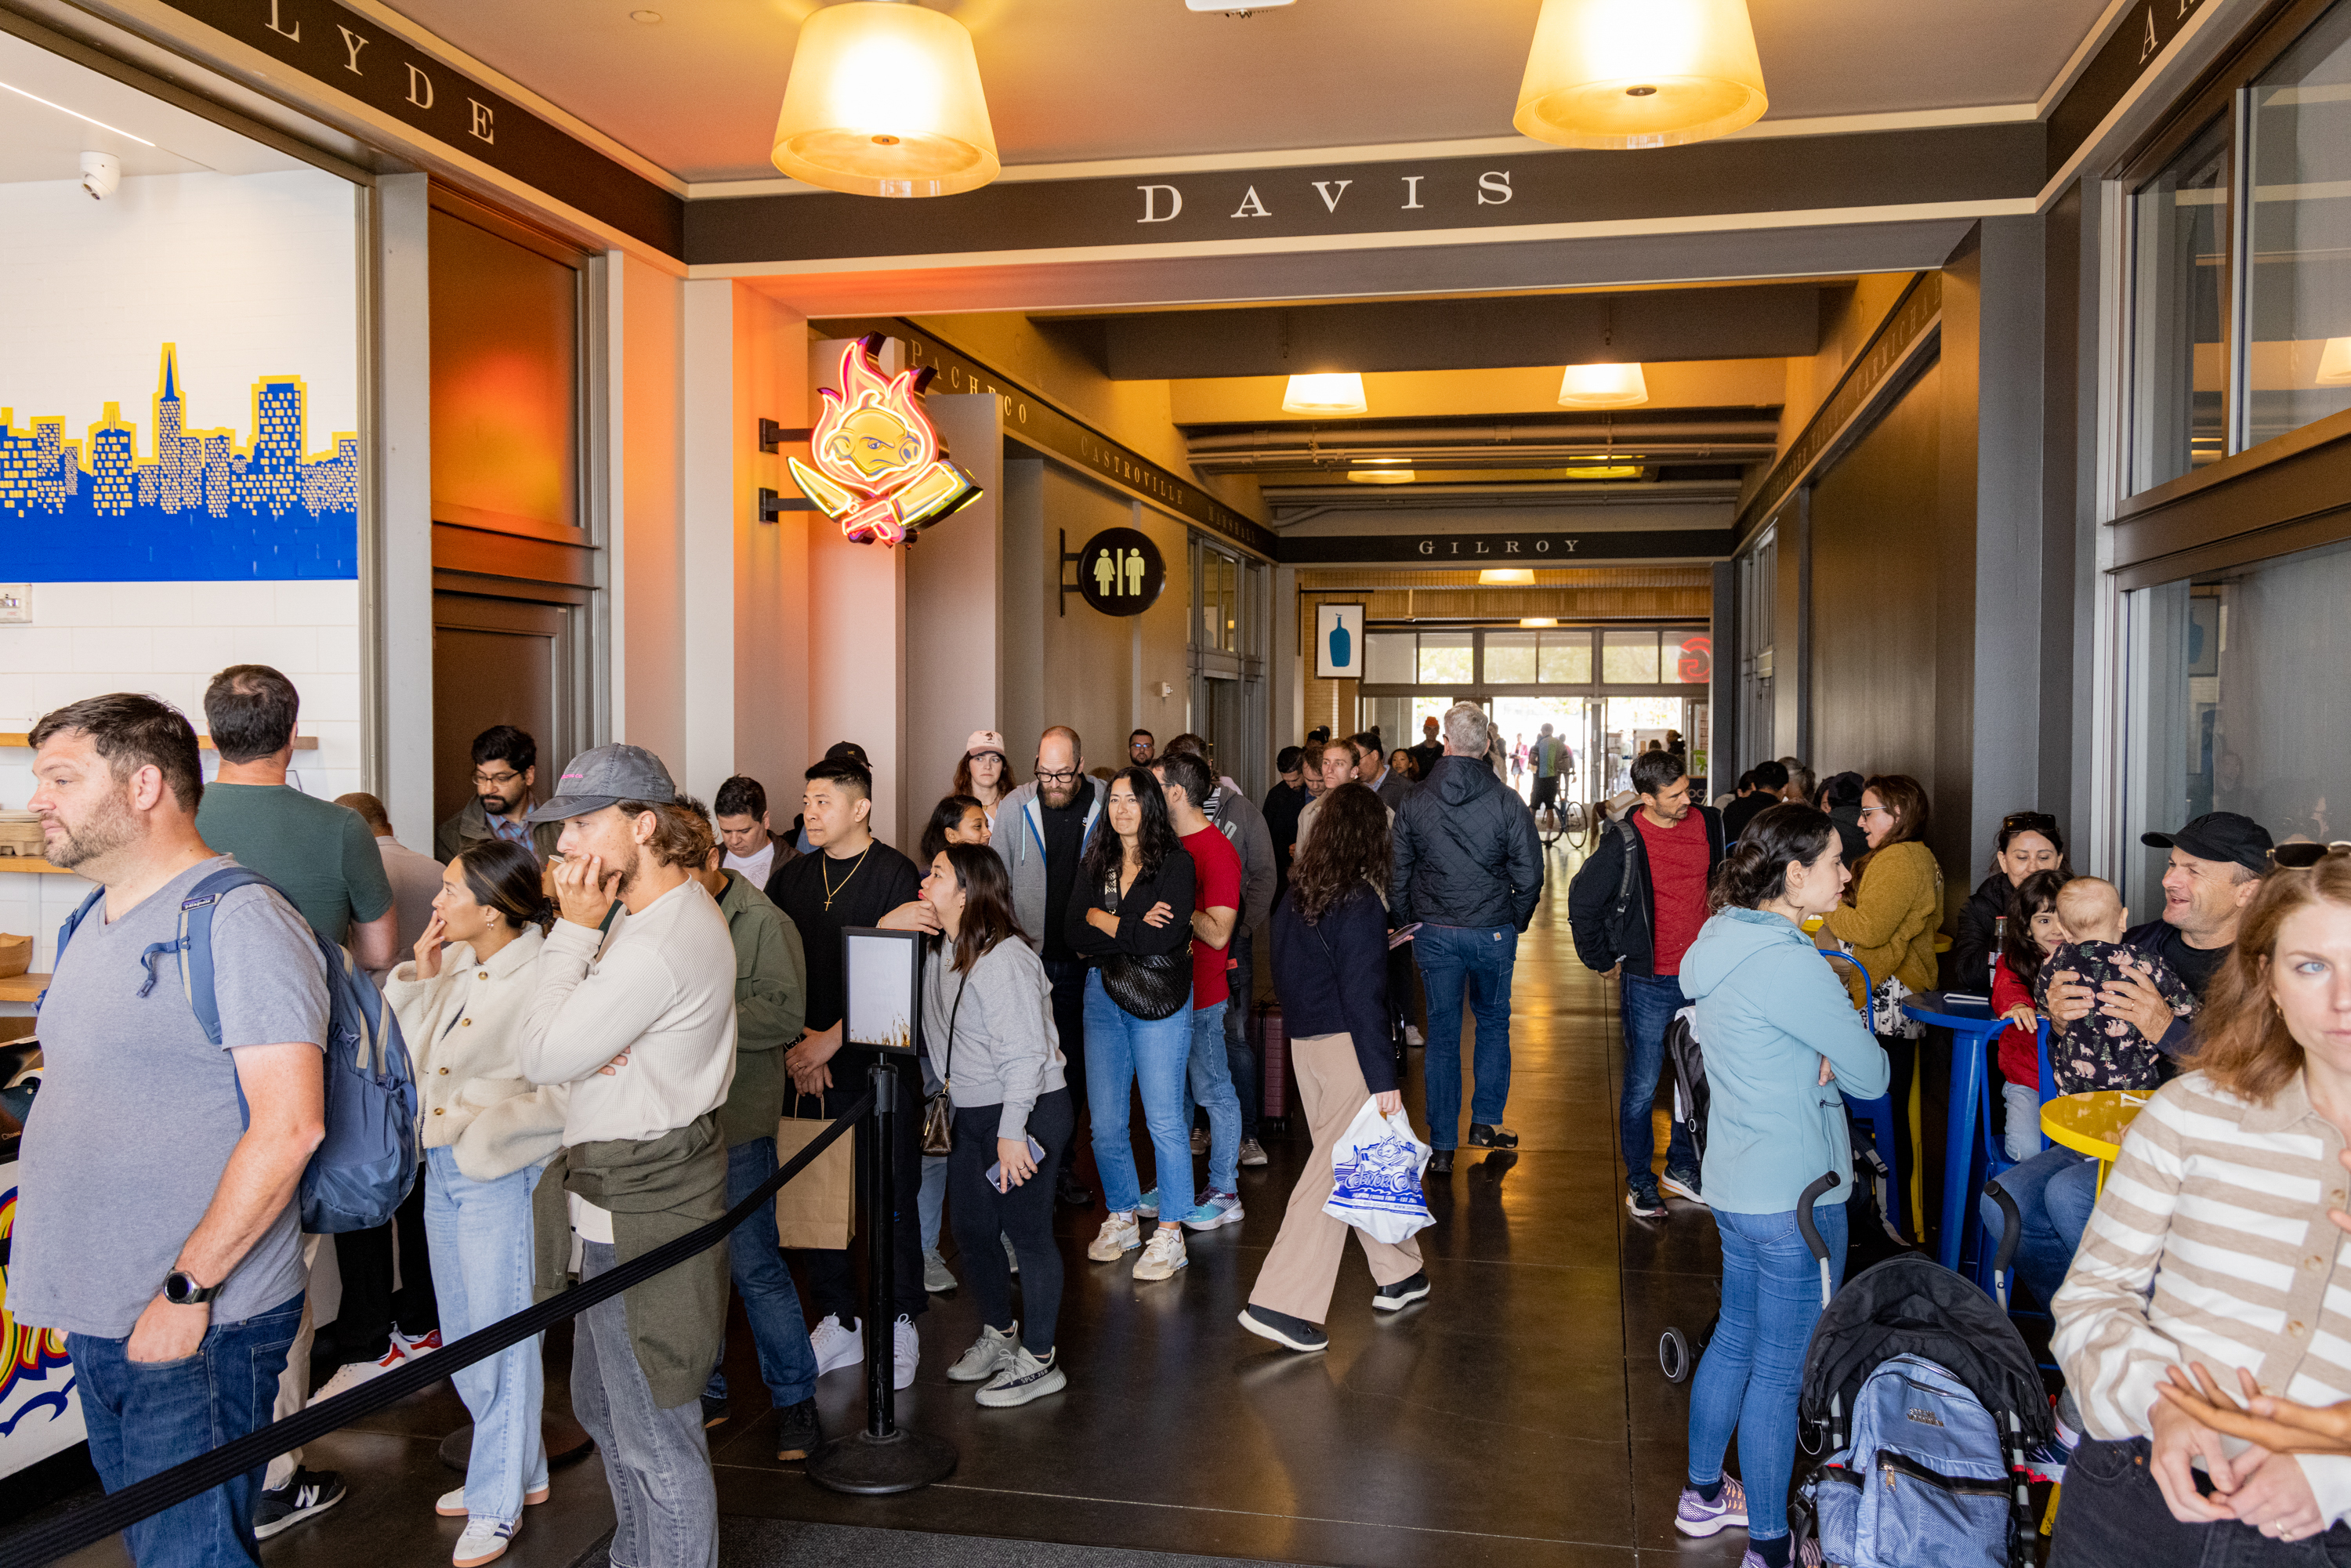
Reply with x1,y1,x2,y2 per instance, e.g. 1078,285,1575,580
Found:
788,334,983,546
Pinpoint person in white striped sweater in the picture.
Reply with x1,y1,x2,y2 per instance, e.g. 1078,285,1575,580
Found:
2051,846,2351,1563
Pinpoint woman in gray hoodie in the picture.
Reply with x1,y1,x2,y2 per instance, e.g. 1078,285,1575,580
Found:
920,843,1073,1408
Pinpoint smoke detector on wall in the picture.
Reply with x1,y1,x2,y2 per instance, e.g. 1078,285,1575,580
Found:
80,151,120,201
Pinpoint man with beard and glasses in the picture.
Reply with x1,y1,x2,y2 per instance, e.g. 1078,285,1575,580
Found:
991,726,1105,1208
16,694,330,1566
519,745,737,1568
437,726,562,864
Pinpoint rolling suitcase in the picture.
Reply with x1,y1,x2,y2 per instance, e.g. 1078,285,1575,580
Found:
1256,1001,1293,1132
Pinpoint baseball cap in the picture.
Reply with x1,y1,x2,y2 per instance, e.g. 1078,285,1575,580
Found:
2141,811,2273,875
823,741,871,773
528,744,679,824
965,729,1006,759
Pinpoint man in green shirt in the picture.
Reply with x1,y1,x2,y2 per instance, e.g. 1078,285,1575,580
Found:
676,797,821,1460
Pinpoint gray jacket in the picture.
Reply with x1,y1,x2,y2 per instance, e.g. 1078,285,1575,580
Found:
921,937,1067,1141
1204,777,1277,936
990,777,1103,953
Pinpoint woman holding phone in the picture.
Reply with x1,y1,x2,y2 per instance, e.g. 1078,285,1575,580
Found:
921,843,1071,1407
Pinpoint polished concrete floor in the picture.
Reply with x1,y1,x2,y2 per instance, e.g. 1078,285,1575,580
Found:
36,840,1753,1567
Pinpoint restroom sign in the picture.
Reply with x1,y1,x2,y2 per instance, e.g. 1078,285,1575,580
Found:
1076,527,1165,616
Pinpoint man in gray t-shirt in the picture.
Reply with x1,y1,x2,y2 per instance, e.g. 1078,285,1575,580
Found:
18,694,329,1565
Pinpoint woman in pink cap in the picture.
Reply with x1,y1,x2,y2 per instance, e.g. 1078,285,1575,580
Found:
955,730,1020,832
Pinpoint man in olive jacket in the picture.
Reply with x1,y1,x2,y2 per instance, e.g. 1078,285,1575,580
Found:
1391,702,1544,1171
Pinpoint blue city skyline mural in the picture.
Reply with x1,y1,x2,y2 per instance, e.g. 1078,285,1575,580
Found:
0,346,358,581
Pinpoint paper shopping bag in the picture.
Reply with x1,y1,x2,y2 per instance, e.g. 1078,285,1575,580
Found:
774,1094,855,1251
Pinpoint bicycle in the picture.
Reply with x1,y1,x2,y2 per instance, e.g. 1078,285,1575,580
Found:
1563,797,1590,849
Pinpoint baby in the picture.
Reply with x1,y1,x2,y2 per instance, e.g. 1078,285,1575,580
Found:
2034,878,2195,1093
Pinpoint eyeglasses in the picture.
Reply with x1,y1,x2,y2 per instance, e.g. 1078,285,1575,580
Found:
2001,811,2058,834
1858,806,1892,820
2271,841,2351,870
1034,767,1080,784
473,769,523,788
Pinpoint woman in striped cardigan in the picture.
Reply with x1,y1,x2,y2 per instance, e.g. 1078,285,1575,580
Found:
2051,847,2351,1563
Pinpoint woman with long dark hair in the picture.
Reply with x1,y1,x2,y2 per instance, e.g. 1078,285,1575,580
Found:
920,794,989,864
1239,783,1428,1353
921,844,1071,1407
1992,868,2070,1159
954,730,1019,831
1066,766,1197,1281
1672,805,1889,1566
1952,811,2073,988
915,791,994,1295
382,839,567,1565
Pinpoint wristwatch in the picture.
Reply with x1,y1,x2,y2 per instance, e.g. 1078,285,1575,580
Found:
163,1270,220,1306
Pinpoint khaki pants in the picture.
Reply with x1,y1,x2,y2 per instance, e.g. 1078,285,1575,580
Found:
264,1233,324,1491
1248,1032,1423,1324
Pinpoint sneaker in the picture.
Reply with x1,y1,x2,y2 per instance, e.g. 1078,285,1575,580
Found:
1465,1123,1520,1149
255,1467,346,1539
1238,1137,1268,1167
1182,1190,1244,1233
1675,1475,1748,1537
1135,1188,1161,1219
1055,1167,1092,1208
452,1515,516,1568
1190,1126,1208,1155
1133,1225,1189,1281
1088,1211,1141,1261
1404,1024,1425,1048
810,1314,863,1377
395,1327,443,1360
700,1393,730,1428
893,1316,919,1390
922,1248,956,1294
1661,1168,1707,1207
1626,1186,1668,1219
976,1346,1066,1407
774,1396,821,1462
1371,1272,1431,1312
1237,1304,1328,1353
435,1484,547,1517
312,1342,405,1403
1737,1539,1822,1568
948,1323,1019,1384
1003,1233,1020,1275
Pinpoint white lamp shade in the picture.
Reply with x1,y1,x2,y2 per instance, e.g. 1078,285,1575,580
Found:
1283,373,1367,415
1515,0,1769,151
773,1,999,197
2319,337,2351,385
1558,363,1650,407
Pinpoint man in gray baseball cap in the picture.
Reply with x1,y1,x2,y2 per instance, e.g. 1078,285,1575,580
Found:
527,743,679,824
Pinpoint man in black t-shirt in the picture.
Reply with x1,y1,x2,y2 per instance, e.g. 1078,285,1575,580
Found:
766,757,926,1392
1720,760,1788,846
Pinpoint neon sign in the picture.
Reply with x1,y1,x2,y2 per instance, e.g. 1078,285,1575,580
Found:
788,333,982,546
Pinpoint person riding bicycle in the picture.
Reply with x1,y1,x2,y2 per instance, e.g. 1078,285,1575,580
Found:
1529,724,1574,820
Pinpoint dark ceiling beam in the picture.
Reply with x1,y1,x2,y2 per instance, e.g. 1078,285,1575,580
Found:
1089,284,1820,380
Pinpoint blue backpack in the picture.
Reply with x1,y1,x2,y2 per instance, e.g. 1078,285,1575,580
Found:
1809,1352,2010,1568
53,866,419,1233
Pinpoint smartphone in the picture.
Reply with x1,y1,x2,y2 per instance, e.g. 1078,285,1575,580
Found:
1388,922,1423,950
987,1135,1049,1190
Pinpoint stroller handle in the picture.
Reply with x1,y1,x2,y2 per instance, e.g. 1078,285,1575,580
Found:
1986,1179,2023,1312
1797,1171,1840,1308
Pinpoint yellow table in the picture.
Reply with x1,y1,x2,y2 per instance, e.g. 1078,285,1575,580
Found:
2041,1090,2151,1190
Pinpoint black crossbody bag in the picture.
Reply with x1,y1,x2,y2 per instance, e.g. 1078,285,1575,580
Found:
1096,867,1190,1021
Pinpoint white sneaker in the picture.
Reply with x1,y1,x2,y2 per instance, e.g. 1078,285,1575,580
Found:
1133,1226,1188,1281
893,1315,919,1391
1088,1212,1140,1262
394,1327,443,1360
947,1323,1018,1384
435,1485,547,1518
810,1314,863,1377
976,1347,1066,1408
313,1342,404,1402
922,1248,956,1294
452,1515,516,1568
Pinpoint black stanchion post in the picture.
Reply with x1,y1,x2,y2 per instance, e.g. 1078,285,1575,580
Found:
807,1056,956,1494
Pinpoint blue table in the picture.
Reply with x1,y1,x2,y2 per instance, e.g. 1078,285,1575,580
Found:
1902,994,2012,1273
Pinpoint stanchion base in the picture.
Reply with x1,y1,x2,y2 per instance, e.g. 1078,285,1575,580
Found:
439,1414,595,1472
805,1426,958,1495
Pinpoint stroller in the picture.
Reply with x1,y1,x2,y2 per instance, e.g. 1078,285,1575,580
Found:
1795,1254,2053,1568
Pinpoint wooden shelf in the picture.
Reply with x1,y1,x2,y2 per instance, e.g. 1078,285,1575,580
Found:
0,858,76,875
0,974,49,1004
0,734,317,751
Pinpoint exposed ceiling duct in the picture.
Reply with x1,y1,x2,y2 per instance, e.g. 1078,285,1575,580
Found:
1186,418,1780,472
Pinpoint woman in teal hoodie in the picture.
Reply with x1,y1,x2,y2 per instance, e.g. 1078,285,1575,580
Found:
1669,804,1889,1568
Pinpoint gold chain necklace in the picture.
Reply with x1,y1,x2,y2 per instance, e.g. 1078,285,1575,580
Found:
821,845,872,912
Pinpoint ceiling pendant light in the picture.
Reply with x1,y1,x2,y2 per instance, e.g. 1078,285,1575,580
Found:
771,0,1000,198
1513,0,1769,151
1558,363,1650,407
2318,336,2351,385
1283,373,1367,415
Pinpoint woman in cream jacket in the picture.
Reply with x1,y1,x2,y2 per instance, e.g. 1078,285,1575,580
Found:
382,840,567,1567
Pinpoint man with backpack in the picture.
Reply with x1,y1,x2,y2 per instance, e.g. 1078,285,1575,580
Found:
16,694,333,1566
1567,748,1726,1219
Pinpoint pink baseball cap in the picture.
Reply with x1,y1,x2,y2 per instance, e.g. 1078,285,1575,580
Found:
965,730,1006,759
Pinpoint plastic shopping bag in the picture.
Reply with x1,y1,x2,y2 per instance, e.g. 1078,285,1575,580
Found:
1324,1098,1436,1245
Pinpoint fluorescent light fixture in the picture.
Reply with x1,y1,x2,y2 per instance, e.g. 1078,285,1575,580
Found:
1520,617,1559,627
1514,0,1769,151
1282,372,1367,415
0,80,154,146
1558,363,1650,407
1480,568,1537,585
1346,466,1415,484
771,0,999,197
1559,463,1643,480
2320,336,2351,385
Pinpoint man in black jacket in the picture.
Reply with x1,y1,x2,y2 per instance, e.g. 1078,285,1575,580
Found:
1392,703,1545,1174
1567,751,1726,1217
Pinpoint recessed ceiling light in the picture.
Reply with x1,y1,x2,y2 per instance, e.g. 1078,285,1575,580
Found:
1282,373,1366,415
1558,464,1643,480
1520,617,1559,628
1347,467,1415,485
0,80,154,146
1480,568,1536,585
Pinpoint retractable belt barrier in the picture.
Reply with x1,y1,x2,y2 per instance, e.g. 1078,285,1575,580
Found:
0,1089,874,1568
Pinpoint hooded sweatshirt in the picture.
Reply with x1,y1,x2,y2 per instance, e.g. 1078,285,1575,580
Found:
1679,906,1891,1215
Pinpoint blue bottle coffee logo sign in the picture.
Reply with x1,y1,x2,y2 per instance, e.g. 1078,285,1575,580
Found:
1077,527,1165,617
1328,621,1350,669
1316,603,1365,677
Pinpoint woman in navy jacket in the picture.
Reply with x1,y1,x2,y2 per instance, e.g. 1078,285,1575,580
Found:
1240,783,1431,1353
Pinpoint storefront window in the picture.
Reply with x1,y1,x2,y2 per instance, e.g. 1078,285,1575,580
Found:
1364,630,1415,685
2131,118,2232,493
2121,535,2351,921
2247,4,2351,450
1417,632,1474,684
1602,628,1661,684
1483,631,1538,684
1538,631,1592,684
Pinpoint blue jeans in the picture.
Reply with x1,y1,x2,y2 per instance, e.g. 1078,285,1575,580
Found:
918,1153,947,1252
1980,1143,2099,1308
575,1241,716,1568
1621,971,1700,1192
424,1146,549,1523
1415,923,1518,1149
1688,1202,1851,1541
1082,969,1194,1216
703,1137,818,1410
1223,930,1259,1139
1188,998,1241,1194
71,1291,303,1568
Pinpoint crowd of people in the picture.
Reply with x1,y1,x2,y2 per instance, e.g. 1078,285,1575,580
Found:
15,672,2351,1568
